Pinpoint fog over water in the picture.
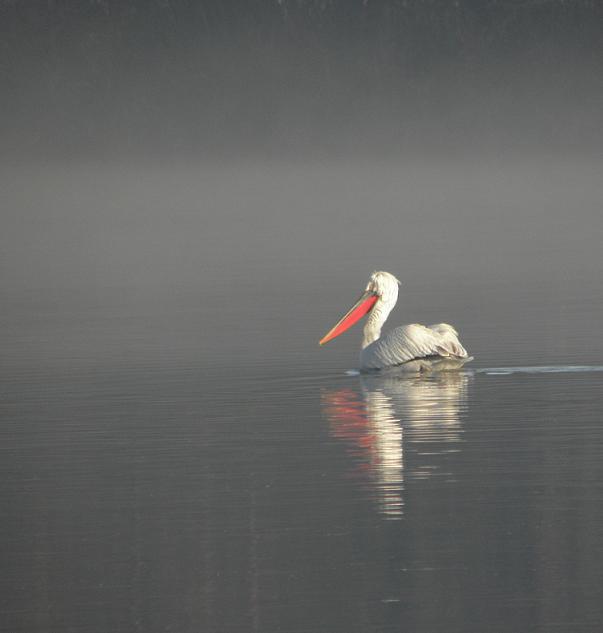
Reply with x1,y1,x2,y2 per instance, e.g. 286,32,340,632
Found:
2,3,603,633
4,158,602,374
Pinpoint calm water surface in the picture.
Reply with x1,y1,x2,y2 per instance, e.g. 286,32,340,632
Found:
2,161,603,632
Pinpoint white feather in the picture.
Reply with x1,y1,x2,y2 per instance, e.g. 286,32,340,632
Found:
358,272,470,370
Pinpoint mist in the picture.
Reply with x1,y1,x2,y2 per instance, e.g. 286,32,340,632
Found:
2,1,603,160
3,2,603,291
3,2,603,373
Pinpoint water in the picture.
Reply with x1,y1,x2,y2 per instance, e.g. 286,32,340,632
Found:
2,160,603,632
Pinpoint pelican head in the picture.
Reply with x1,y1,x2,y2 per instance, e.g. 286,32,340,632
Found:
364,271,400,303
319,271,400,346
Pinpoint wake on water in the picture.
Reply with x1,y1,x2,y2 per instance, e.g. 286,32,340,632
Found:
477,365,603,376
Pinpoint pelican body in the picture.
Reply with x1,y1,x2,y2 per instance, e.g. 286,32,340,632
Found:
320,271,471,371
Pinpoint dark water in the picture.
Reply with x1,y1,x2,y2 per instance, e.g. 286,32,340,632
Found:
2,160,603,632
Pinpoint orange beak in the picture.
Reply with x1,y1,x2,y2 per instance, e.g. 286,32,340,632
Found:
319,291,378,345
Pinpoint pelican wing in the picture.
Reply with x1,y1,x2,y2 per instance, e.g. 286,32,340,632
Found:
360,323,468,370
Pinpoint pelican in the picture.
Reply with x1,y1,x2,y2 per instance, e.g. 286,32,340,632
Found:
319,271,472,371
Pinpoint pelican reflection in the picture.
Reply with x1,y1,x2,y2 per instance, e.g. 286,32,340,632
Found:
322,371,470,519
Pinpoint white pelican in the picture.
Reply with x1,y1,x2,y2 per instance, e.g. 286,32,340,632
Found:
319,271,472,371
